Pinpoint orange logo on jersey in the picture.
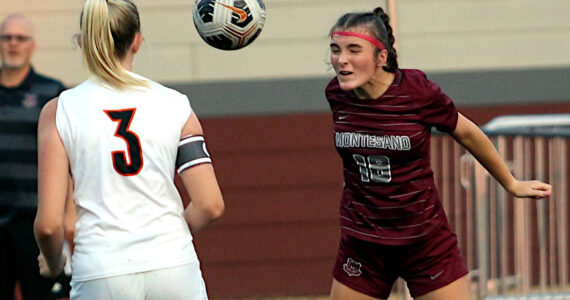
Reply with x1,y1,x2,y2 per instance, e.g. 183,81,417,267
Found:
216,2,248,23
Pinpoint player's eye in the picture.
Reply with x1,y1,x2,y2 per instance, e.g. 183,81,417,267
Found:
347,46,362,53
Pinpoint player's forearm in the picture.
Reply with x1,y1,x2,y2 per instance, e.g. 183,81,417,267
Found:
466,134,514,187
451,116,516,191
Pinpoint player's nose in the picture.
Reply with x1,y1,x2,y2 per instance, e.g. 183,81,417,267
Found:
337,51,349,64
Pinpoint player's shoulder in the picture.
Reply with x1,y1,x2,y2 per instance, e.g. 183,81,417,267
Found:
149,81,185,98
38,96,60,124
133,74,186,99
149,82,191,111
398,68,439,95
399,68,429,83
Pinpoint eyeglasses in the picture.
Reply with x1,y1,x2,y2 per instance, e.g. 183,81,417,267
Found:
0,34,33,43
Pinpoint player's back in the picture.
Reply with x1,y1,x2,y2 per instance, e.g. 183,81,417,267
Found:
56,75,197,282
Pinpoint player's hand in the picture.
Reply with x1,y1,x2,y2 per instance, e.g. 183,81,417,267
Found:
507,180,552,199
38,252,66,278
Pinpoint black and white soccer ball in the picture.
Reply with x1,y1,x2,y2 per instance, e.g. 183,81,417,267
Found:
193,0,266,50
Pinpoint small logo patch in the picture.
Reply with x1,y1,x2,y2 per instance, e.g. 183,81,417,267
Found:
430,270,444,280
22,93,38,108
343,258,362,277
216,2,248,23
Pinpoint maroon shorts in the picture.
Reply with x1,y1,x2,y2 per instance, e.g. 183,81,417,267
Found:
332,225,469,298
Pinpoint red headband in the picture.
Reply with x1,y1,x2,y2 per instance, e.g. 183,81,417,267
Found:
331,31,386,51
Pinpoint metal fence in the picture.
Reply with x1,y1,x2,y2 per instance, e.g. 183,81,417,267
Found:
393,114,570,300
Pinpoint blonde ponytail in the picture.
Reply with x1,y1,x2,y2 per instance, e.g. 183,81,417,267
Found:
81,0,148,89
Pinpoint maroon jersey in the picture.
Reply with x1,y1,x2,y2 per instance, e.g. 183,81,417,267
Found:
325,69,459,245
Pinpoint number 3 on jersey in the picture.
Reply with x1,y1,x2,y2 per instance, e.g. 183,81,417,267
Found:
105,109,143,176
353,154,392,183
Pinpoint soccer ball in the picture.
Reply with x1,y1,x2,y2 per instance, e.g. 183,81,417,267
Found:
193,0,266,50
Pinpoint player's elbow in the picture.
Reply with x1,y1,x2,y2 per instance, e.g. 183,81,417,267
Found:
34,218,62,240
204,199,225,221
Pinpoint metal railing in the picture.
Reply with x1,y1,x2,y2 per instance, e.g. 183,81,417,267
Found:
393,114,570,300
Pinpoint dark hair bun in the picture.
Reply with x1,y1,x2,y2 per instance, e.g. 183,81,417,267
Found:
373,7,390,25
373,7,385,17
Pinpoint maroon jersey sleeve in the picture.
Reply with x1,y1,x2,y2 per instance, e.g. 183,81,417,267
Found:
418,73,458,132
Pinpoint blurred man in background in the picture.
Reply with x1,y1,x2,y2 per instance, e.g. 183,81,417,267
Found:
0,13,70,300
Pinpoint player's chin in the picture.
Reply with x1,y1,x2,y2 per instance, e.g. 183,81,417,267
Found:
337,79,359,91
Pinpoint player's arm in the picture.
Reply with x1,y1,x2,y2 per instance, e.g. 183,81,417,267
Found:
449,113,551,199
63,176,76,246
177,112,225,234
34,98,68,278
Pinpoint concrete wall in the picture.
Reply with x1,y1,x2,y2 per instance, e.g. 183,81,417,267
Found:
2,0,570,86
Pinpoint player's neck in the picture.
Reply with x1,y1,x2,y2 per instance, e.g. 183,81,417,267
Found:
0,64,31,88
355,71,395,100
120,52,135,72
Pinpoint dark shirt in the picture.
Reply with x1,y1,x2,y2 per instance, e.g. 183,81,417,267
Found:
0,67,66,225
325,69,458,245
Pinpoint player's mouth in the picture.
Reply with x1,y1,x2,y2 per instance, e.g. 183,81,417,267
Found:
338,71,353,77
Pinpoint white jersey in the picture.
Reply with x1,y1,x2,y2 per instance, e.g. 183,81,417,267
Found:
56,75,196,282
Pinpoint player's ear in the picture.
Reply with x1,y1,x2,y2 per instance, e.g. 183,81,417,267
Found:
376,49,388,68
131,32,143,54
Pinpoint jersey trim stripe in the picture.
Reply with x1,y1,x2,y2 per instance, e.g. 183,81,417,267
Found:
176,158,212,174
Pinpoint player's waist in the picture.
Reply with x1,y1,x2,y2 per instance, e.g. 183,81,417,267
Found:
71,234,196,281
339,211,444,246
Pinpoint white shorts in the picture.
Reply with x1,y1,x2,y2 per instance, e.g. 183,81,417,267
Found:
70,262,208,300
